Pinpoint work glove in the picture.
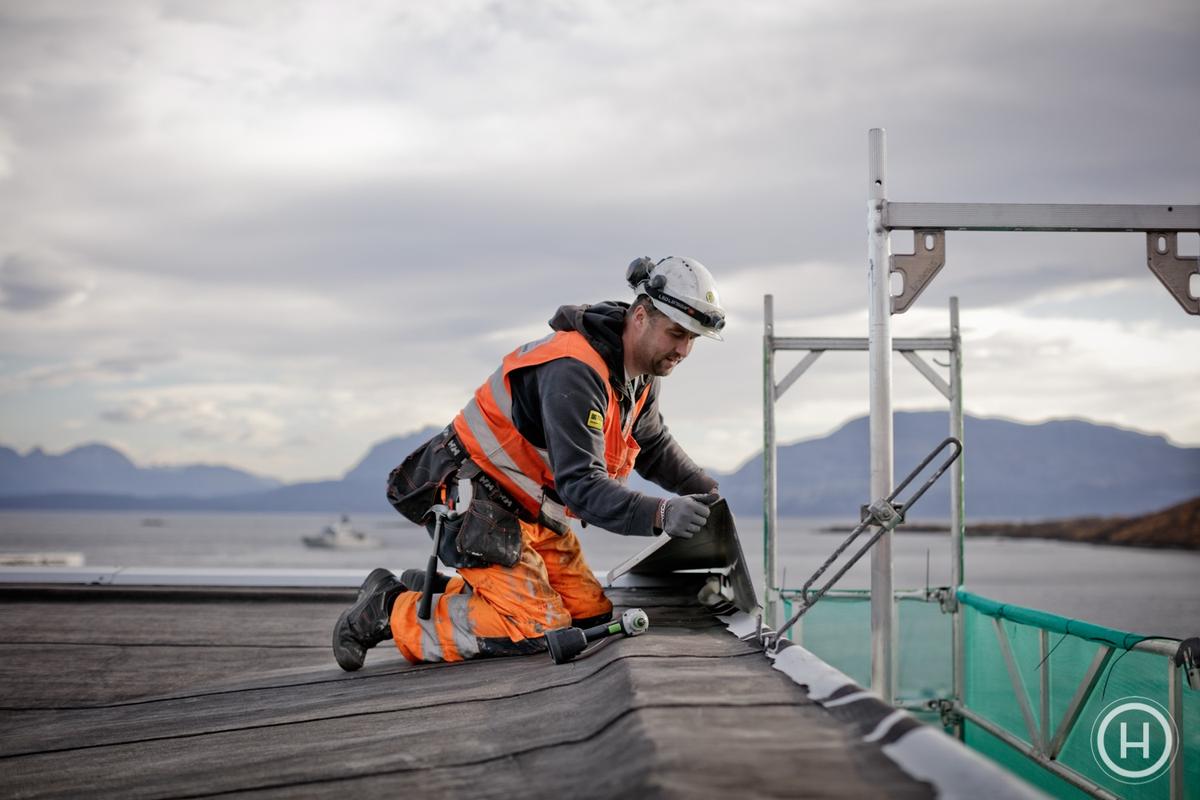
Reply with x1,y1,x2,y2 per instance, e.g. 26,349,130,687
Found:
677,473,719,496
658,492,720,539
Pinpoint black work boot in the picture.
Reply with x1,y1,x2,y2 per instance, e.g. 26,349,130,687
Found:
332,568,407,672
399,567,452,596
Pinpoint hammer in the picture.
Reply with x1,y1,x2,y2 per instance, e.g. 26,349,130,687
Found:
416,478,472,621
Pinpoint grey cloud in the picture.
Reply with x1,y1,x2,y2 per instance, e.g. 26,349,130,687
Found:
0,254,91,312
1,1,1194,316
107,406,240,443
281,434,315,448
3,347,175,392
181,425,226,442
94,354,172,374
0,0,1197,470
99,407,142,424
156,1,276,27
897,231,1197,327
98,394,180,424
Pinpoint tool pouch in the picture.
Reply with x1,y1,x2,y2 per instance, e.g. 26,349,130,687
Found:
386,427,461,525
387,429,523,569
453,491,523,568
427,468,522,569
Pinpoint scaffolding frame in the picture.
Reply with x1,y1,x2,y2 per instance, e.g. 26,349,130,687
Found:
761,296,965,708
762,128,1199,713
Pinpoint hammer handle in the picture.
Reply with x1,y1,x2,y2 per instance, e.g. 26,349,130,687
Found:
416,513,445,621
416,554,438,620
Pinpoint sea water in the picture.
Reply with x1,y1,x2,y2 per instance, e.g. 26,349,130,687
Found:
0,510,1195,638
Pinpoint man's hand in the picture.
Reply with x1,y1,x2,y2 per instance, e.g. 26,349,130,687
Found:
659,492,720,539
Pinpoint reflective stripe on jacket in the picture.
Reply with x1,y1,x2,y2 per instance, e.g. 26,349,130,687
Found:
452,330,652,530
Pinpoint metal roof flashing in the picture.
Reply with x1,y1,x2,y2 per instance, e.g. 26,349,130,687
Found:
605,499,760,615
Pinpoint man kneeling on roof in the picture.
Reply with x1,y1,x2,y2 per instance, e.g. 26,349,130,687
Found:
332,256,727,669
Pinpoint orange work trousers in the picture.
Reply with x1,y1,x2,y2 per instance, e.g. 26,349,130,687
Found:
389,518,613,663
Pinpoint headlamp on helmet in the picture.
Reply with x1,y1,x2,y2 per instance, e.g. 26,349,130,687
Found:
625,255,726,340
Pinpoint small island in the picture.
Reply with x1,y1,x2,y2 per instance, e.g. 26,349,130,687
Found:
819,495,1199,551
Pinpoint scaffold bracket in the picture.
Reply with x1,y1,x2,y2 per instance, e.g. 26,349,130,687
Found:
1146,231,1200,314
890,229,945,314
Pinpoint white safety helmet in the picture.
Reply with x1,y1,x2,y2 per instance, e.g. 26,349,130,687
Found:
625,256,726,340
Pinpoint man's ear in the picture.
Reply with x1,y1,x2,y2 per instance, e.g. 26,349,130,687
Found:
629,303,647,328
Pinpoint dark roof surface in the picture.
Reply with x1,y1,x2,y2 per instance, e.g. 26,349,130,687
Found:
0,583,935,799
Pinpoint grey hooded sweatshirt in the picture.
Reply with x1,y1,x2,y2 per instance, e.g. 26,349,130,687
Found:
506,301,717,536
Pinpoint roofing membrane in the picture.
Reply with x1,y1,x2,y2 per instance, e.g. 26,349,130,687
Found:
0,576,1042,799
0,504,1040,798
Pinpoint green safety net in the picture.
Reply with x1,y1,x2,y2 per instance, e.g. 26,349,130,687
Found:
781,588,1196,799
781,589,952,708
959,589,1196,800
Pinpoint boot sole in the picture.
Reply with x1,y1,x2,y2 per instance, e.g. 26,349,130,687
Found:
332,607,365,671
333,568,401,672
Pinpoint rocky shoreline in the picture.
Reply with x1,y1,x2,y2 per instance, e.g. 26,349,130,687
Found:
819,495,1199,551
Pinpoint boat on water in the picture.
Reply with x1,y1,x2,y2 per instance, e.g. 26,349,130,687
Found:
302,515,382,549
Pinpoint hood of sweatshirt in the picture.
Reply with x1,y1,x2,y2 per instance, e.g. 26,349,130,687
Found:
548,301,630,388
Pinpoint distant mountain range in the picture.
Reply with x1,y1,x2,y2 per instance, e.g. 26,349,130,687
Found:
0,426,442,513
0,443,281,498
1,414,1197,521
717,412,1200,520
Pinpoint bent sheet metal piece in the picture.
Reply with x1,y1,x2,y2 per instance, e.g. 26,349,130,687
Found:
606,498,759,614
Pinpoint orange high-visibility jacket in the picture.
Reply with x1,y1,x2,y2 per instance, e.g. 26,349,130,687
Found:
452,330,652,531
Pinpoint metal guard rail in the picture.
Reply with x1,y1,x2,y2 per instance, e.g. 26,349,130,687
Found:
951,588,1191,800
771,585,1191,799
768,436,962,650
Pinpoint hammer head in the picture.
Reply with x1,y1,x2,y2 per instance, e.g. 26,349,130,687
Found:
425,476,474,523
423,503,452,523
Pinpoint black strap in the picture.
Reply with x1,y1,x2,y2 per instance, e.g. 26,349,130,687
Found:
441,427,535,523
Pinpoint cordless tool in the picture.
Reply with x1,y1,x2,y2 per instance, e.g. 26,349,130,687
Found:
546,608,650,664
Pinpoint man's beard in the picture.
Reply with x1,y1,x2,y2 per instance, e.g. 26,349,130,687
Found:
651,354,681,376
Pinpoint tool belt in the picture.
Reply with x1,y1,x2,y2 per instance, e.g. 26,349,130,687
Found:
386,426,526,568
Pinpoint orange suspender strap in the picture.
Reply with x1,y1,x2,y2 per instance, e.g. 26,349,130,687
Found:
608,379,652,481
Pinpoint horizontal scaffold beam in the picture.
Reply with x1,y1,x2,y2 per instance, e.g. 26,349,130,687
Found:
771,336,953,352
883,202,1200,232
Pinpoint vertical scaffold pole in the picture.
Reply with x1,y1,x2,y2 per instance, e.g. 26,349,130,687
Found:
763,294,780,628
868,128,896,702
950,296,966,735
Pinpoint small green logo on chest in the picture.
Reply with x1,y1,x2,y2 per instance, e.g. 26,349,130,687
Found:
586,410,604,430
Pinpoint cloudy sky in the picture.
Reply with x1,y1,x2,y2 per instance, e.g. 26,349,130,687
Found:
1,0,1197,482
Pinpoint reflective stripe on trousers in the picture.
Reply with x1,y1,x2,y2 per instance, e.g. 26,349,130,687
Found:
389,518,613,664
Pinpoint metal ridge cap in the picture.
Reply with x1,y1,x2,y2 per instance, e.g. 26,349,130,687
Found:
719,610,1047,800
